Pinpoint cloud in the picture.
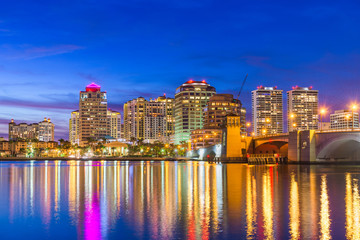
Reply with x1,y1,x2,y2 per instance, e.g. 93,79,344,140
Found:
0,44,84,60
79,73,101,82
0,96,77,111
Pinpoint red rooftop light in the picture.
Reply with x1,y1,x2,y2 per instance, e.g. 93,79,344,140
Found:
202,79,207,83
188,79,194,83
86,82,101,92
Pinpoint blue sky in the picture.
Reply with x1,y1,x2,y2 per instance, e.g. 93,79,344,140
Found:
0,0,360,140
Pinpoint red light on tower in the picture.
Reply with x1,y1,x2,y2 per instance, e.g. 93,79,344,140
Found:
188,79,194,83
202,79,207,83
86,82,101,92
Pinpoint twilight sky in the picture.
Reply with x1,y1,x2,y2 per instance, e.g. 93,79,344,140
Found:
0,0,360,140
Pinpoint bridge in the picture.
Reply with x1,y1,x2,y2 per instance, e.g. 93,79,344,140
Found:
251,129,360,162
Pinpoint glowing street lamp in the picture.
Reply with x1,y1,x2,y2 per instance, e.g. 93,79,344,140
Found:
351,104,358,130
320,108,327,131
289,113,296,131
346,114,351,129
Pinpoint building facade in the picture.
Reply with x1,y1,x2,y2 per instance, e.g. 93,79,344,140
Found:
108,109,121,140
70,84,122,145
123,97,146,141
287,86,318,132
252,86,283,136
123,96,174,143
9,118,54,142
69,110,80,145
78,83,108,145
203,94,246,134
174,80,216,144
330,110,359,129
190,128,222,150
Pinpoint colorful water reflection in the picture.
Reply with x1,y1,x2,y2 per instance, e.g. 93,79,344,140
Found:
0,161,360,239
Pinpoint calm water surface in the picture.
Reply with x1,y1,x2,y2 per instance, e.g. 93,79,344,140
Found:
0,160,359,239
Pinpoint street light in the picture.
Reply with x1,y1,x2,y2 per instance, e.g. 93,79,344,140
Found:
320,108,326,131
346,114,350,129
351,104,358,130
290,113,295,131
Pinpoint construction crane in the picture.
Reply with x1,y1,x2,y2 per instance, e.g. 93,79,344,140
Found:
236,73,248,100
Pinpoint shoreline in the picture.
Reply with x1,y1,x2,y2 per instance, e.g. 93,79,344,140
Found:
0,157,360,165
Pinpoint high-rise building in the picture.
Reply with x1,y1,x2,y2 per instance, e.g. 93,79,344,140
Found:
9,118,54,142
156,95,175,141
330,110,359,129
190,93,246,149
252,86,283,136
38,118,55,142
69,110,79,145
79,83,108,145
70,84,122,145
107,109,121,140
174,80,216,144
287,86,318,132
203,93,246,133
123,97,146,141
123,96,174,143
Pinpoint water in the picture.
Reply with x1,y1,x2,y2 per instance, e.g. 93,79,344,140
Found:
0,161,359,239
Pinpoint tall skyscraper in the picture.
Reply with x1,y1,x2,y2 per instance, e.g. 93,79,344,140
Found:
79,83,108,145
287,86,318,131
203,94,246,133
123,97,146,141
9,118,54,142
107,109,121,140
252,86,283,136
123,96,174,143
190,94,246,150
174,80,216,144
330,110,359,129
38,118,55,142
155,95,175,141
69,110,79,145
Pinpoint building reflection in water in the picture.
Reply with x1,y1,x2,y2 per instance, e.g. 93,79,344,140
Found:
319,174,331,240
246,166,257,238
1,162,360,239
345,173,360,240
289,172,300,240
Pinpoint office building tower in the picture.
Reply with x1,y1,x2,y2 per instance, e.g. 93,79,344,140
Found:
252,86,283,136
9,118,54,142
69,110,80,145
203,93,246,133
123,97,146,141
156,95,175,141
123,96,175,143
287,86,318,131
174,80,216,144
108,109,121,140
38,118,55,142
330,110,359,129
79,83,108,145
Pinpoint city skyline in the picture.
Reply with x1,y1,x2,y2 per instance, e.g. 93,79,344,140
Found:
1,1,360,140
3,81,360,141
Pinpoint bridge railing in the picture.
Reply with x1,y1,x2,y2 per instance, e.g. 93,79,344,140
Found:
316,129,360,133
252,133,289,139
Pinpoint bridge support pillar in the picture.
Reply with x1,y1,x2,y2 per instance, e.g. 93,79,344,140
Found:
288,130,316,162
